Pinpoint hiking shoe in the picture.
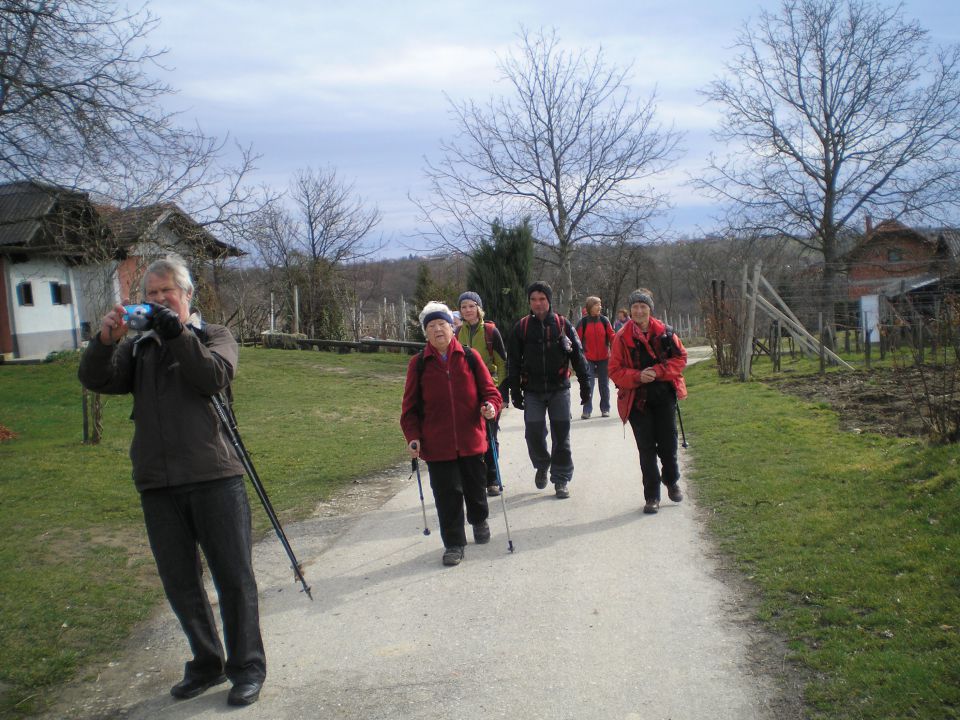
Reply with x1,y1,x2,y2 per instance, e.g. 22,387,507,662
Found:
442,546,464,566
581,411,591,419
171,674,227,699
555,481,570,499
535,468,548,489
601,411,610,417
667,483,683,503
487,484,501,497
643,499,659,514
473,521,491,544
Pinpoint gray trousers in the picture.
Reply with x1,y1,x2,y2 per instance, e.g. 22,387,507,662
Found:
523,388,574,483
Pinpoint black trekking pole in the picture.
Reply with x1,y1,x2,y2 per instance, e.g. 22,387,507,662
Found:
676,402,689,449
487,422,515,553
210,393,313,600
409,444,431,536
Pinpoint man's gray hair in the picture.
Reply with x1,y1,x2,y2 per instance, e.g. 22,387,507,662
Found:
141,256,194,296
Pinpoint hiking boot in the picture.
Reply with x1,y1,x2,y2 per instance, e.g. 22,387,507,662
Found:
667,483,683,503
486,484,501,497
643,499,659,514
601,410,610,417
442,546,464,566
555,481,570,499
581,411,591,419
473,521,491,544
535,468,548,489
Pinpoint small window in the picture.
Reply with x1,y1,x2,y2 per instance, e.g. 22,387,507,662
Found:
50,281,72,305
887,248,903,262
16,282,34,306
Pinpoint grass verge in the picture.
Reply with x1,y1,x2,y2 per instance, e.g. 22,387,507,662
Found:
0,347,409,718
683,359,960,719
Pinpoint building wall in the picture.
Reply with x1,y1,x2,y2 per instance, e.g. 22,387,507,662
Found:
846,236,935,300
5,256,81,359
0,257,12,357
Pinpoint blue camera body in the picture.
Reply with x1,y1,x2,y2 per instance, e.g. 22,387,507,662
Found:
123,303,153,331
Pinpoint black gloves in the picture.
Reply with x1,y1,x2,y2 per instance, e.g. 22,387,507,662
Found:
152,304,183,340
511,387,525,410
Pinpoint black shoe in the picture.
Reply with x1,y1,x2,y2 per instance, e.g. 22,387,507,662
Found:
643,499,660,514
535,468,548,489
486,484,501,497
442,546,464,566
170,673,227,699
555,481,570,499
473,521,491,544
227,681,262,706
667,483,683,503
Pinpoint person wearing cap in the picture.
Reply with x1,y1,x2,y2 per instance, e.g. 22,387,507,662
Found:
609,288,688,514
576,296,616,419
400,301,502,566
506,281,590,499
456,291,509,497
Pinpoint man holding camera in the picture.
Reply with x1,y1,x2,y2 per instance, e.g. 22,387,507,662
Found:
78,257,266,707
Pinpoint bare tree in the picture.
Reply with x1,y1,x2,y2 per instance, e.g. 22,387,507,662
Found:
244,168,382,338
416,27,682,316
696,0,960,344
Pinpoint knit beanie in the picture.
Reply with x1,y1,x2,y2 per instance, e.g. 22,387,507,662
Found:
419,301,454,330
458,291,482,308
627,289,654,313
526,281,553,306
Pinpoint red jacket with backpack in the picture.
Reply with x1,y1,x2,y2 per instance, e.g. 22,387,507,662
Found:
400,337,502,462
576,314,616,362
609,317,687,422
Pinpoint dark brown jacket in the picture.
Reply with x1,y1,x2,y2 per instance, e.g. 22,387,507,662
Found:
78,323,244,492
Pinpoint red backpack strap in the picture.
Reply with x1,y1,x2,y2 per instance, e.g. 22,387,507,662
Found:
483,321,496,358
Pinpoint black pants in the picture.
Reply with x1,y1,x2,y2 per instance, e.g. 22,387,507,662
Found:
628,400,680,501
483,416,500,487
140,476,266,685
426,455,489,548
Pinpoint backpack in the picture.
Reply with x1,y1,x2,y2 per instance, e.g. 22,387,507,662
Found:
576,314,613,336
457,321,497,360
519,313,569,343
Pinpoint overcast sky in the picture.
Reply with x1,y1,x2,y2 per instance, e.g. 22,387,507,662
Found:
145,0,960,257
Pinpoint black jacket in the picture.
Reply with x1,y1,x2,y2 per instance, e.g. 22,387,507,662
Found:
507,311,589,396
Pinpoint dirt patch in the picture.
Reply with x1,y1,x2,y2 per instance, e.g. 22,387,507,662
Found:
0,424,17,442
765,365,960,440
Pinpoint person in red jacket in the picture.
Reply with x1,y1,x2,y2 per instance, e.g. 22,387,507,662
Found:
400,301,502,566
609,289,688,514
576,296,616,419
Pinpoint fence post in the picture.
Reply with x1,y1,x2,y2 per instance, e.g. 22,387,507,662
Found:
818,312,825,375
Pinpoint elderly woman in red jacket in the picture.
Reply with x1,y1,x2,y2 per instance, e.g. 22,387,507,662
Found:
609,289,688,515
401,301,502,566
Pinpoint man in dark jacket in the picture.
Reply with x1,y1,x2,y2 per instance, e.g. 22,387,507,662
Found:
78,257,265,707
507,281,590,498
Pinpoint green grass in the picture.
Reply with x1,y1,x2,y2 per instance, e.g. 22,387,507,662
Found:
683,360,960,719
4,345,959,718
0,347,409,718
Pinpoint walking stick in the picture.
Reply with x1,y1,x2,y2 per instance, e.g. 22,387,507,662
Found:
410,445,431,536
487,421,515,553
676,402,689,449
210,393,313,600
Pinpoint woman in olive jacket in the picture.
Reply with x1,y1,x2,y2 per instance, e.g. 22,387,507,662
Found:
609,289,687,515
